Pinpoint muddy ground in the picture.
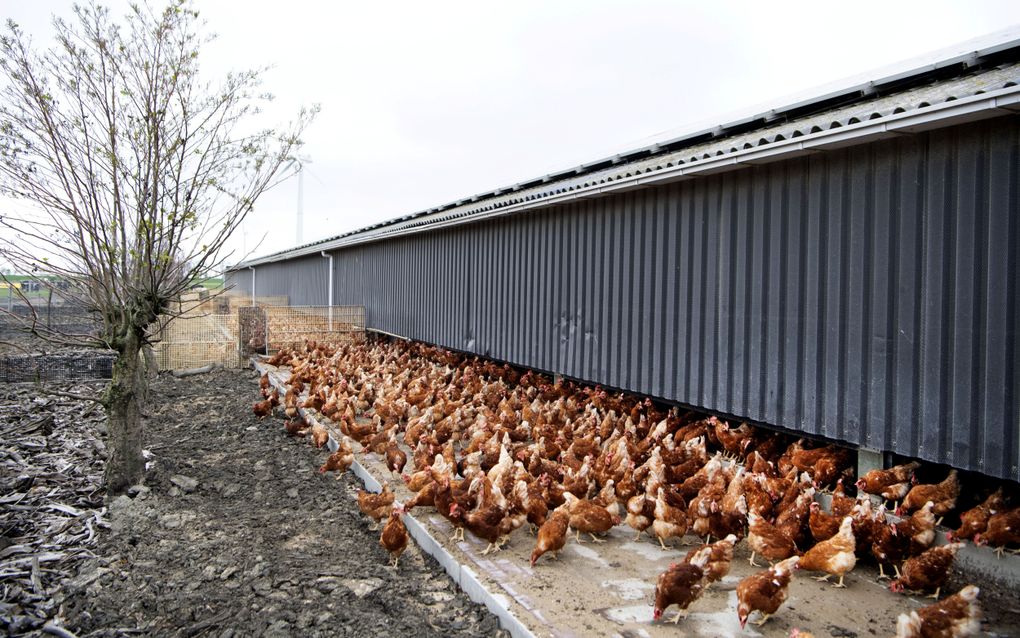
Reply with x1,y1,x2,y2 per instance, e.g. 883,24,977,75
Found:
55,369,503,637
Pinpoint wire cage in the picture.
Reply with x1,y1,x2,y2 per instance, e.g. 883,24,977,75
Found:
154,310,239,370
262,306,366,352
0,299,111,383
0,349,115,383
0,302,101,342
153,292,365,370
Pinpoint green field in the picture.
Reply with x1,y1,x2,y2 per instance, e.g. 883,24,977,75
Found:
1,275,224,298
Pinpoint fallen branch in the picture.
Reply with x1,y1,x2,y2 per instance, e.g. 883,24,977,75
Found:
42,622,79,638
38,388,106,405
30,555,43,594
182,610,233,637
171,363,220,378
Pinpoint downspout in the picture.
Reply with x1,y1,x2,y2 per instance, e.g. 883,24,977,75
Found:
321,251,333,331
249,266,255,307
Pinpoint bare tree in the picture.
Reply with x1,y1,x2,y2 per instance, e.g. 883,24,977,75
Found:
0,1,316,494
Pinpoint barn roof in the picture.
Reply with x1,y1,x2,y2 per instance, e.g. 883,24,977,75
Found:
234,33,1020,268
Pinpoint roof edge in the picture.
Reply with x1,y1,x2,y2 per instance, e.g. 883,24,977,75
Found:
230,33,1020,271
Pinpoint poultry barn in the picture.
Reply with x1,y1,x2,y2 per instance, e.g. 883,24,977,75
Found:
230,35,1020,637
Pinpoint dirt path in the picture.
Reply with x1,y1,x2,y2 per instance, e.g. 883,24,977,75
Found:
62,369,503,637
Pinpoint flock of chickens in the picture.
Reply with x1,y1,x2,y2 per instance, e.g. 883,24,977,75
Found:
251,338,1020,637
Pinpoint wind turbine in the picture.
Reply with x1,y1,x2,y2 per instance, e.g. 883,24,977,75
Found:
291,155,312,246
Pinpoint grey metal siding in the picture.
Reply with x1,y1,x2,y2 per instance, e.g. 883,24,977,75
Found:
235,115,1019,481
228,254,329,305
223,269,247,295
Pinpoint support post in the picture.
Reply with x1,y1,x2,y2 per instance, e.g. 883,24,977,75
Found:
857,448,883,483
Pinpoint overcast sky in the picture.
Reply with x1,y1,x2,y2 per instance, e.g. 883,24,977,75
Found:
4,1,1020,267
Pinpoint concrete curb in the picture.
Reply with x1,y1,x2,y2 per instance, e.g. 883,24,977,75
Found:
254,360,538,638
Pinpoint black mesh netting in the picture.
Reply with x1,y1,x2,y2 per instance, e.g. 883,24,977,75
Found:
0,350,116,383
1,303,111,382
0,303,101,341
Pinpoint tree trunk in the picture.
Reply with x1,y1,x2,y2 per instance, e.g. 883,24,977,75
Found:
142,343,158,380
104,332,145,495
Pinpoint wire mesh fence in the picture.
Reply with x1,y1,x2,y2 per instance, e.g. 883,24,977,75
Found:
238,306,268,359
0,289,367,377
153,293,365,370
262,306,366,351
0,298,112,383
154,310,239,371
0,301,101,343
0,350,115,383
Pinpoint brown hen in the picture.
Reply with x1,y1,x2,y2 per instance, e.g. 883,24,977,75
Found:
737,555,799,628
895,584,980,638
651,486,689,549
747,511,799,567
799,516,856,587
951,488,1006,542
652,547,711,623
683,533,737,583
385,438,407,475
530,508,569,567
899,469,959,518
563,493,618,543
974,506,1020,556
319,437,354,476
625,493,655,541
856,461,920,498
357,482,395,529
253,397,274,418
310,422,329,448
380,505,409,568
890,542,963,599
808,501,840,543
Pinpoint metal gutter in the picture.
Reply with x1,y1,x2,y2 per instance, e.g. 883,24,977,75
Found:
321,251,333,329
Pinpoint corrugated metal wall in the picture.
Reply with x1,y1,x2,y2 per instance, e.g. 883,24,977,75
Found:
226,253,330,305
223,269,244,295
230,116,1020,481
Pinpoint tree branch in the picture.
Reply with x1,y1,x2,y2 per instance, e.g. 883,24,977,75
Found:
38,386,106,405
